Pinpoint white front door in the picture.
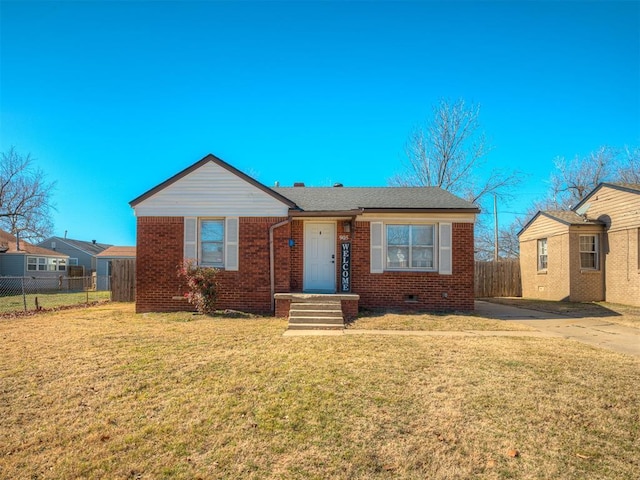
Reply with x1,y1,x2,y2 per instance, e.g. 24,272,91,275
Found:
304,222,336,292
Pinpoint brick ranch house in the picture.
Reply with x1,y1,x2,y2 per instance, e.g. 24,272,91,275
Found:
130,154,479,318
518,182,640,306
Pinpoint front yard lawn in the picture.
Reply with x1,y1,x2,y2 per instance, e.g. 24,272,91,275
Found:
1,304,638,479
348,311,535,331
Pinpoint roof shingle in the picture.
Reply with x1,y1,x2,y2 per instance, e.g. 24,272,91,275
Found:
273,187,479,212
0,230,68,256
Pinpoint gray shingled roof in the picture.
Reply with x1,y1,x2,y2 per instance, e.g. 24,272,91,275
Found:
273,187,478,212
47,237,112,256
542,210,603,226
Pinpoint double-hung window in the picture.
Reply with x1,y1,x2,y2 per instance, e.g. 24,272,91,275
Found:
184,217,239,271
579,235,598,270
537,238,548,271
386,224,435,270
200,219,224,267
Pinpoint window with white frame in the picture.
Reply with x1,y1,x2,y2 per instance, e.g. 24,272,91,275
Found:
579,235,599,270
537,238,548,271
386,224,435,270
26,256,67,271
200,219,224,267
184,217,239,271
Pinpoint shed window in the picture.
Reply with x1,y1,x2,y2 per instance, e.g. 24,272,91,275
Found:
580,235,599,270
537,239,548,271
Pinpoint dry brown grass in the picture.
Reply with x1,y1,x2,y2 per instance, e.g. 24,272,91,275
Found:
347,311,535,331
483,297,640,329
1,304,639,479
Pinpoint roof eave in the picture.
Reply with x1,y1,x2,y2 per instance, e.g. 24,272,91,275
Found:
288,209,364,217
361,207,480,214
288,207,479,217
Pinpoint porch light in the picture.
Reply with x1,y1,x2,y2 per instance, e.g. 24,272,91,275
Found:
343,221,351,233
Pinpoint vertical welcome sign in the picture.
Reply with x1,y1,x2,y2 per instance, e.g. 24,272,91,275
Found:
340,242,351,292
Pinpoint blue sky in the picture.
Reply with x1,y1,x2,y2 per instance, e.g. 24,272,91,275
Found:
1,0,638,246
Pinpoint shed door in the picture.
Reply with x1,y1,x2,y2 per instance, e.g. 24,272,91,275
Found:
304,222,336,292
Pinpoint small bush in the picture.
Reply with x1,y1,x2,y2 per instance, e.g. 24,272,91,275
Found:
177,260,219,315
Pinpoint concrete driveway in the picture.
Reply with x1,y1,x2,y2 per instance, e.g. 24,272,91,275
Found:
475,300,640,357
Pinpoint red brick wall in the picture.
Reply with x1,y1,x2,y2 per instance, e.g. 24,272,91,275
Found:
287,219,474,311
136,216,290,314
137,216,474,314
135,217,186,313
290,220,304,291
350,221,474,311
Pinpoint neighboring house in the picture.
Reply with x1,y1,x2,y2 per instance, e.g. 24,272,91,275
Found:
129,154,479,316
96,246,136,290
518,183,640,306
0,229,69,277
37,237,111,274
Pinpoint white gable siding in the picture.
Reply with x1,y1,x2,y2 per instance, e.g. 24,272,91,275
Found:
133,161,290,217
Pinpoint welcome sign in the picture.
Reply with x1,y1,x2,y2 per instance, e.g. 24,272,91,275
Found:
340,242,351,292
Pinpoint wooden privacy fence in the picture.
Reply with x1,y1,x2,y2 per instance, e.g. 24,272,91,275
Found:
475,260,522,298
111,259,136,302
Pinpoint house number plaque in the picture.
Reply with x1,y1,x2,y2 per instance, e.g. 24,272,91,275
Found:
340,242,351,292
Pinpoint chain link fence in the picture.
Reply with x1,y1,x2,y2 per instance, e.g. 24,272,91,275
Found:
0,276,112,314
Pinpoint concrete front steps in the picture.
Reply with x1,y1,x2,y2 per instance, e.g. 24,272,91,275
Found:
287,298,344,331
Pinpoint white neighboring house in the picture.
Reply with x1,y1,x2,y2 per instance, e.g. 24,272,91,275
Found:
96,246,136,291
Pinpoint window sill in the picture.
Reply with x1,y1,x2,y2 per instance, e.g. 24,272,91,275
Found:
536,270,547,275
385,268,437,273
580,269,601,274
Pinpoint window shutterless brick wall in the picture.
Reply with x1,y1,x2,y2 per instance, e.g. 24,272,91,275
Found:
604,229,640,306
135,216,186,313
136,216,290,314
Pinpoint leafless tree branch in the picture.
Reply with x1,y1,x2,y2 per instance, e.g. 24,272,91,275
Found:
0,147,55,247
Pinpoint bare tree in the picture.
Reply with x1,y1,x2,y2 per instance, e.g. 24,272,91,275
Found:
0,147,55,248
547,146,617,209
389,98,521,205
618,146,640,183
475,221,522,261
390,99,522,260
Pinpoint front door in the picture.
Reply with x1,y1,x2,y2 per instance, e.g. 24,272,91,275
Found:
304,222,336,292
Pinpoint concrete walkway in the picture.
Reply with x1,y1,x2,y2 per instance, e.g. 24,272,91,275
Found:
475,300,640,357
284,301,640,358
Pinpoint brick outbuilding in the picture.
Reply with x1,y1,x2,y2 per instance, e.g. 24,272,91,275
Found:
130,154,479,317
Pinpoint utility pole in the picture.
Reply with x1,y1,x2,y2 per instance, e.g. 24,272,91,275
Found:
493,194,499,262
